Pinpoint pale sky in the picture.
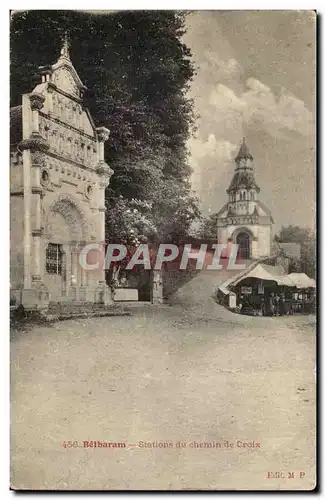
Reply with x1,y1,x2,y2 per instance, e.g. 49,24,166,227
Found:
183,10,316,231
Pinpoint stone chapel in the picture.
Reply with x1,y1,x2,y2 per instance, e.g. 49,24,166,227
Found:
10,40,113,310
216,138,273,260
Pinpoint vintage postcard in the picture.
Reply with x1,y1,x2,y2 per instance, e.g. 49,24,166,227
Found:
10,10,316,491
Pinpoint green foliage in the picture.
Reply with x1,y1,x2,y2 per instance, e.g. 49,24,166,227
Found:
275,225,310,245
275,225,316,278
195,213,219,240
152,179,201,243
11,10,199,244
105,196,156,245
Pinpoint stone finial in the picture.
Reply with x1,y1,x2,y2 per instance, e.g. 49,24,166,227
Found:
29,93,46,111
235,136,253,163
60,32,71,60
96,126,110,143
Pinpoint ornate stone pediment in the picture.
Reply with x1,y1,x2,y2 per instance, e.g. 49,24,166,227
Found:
50,43,86,99
52,66,79,98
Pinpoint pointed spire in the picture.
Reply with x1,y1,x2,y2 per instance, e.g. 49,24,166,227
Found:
59,32,71,61
235,137,253,163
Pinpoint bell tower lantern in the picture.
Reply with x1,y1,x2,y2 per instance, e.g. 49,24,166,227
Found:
216,138,273,260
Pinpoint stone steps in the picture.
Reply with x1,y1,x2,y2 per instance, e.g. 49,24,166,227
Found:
46,301,130,320
48,301,104,314
45,309,131,322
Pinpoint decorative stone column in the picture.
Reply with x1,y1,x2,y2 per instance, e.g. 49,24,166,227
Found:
29,94,46,285
80,254,86,287
19,93,50,310
95,127,111,244
61,248,67,297
70,245,79,301
152,269,163,304
29,93,45,134
78,243,87,302
31,152,44,282
96,126,110,165
95,126,113,305
47,83,55,114
21,145,32,290
98,181,107,243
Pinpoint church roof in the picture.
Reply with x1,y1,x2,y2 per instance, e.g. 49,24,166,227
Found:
235,137,253,162
216,202,228,218
32,37,87,102
227,170,260,192
256,200,273,218
10,105,22,145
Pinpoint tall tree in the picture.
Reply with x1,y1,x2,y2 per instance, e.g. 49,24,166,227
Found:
274,225,316,278
195,213,219,240
10,10,200,244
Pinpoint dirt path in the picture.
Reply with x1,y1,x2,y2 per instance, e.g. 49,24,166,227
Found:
11,304,316,490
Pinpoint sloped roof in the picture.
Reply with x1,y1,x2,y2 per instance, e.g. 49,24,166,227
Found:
218,277,235,296
231,263,292,286
219,259,262,289
219,261,287,290
260,263,288,276
51,45,87,93
287,273,316,289
216,202,228,218
10,105,22,145
256,201,274,221
219,261,316,290
227,170,260,192
235,138,253,162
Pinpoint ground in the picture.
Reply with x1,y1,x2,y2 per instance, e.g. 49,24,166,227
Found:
11,273,316,490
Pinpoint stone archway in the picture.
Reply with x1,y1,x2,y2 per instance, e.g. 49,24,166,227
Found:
43,195,89,300
231,227,254,261
44,194,89,242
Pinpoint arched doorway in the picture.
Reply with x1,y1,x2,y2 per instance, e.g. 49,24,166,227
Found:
43,195,88,300
236,232,251,260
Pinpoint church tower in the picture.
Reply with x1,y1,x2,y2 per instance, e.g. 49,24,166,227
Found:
216,138,273,260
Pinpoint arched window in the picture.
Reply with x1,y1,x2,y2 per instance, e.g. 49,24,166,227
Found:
46,244,63,275
251,191,254,200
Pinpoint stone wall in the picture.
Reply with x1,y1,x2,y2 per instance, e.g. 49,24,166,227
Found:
162,260,201,299
10,196,24,288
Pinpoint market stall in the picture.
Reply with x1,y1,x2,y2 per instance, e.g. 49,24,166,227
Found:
226,264,316,316
286,273,316,314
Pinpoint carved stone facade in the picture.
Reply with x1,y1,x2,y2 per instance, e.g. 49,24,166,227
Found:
10,43,113,310
216,139,273,260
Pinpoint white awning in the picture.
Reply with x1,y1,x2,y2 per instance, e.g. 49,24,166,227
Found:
232,263,291,286
233,266,316,289
287,273,316,289
219,262,316,292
